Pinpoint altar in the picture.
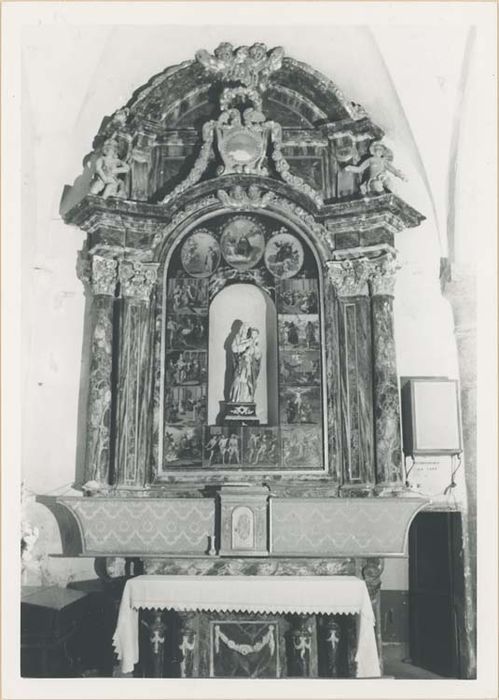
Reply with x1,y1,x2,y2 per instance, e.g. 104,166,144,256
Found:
56,39,427,682
113,575,380,678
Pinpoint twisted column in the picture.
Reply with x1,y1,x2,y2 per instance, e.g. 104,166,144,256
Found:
80,255,118,486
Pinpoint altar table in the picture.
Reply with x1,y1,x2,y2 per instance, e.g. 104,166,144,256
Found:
113,575,380,677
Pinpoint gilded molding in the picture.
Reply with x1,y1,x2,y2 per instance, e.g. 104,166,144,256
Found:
119,260,159,301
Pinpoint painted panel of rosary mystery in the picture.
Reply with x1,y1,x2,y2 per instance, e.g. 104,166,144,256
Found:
280,386,322,425
158,211,326,476
163,425,203,467
280,351,321,386
281,426,322,469
167,278,209,314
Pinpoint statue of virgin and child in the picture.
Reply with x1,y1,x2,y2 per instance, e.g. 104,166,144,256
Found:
228,323,261,403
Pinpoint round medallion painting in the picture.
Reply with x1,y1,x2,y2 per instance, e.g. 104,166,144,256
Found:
181,229,220,278
220,217,265,271
264,231,304,279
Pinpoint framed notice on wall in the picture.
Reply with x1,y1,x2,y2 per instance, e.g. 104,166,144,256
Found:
401,377,462,456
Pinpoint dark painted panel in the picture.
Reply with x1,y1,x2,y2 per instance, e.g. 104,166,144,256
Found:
381,590,409,644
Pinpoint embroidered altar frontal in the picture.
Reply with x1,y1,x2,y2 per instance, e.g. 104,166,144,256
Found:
113,575,380,678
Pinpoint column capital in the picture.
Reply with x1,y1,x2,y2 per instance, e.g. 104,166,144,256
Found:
92,255,119,296
78,253,118,297
368,251,400,297
119,260,159,301
325,258,371,297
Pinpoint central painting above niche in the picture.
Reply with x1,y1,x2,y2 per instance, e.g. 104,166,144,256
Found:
158,211,325,477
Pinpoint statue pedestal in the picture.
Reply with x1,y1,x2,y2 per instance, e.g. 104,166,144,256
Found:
220,401,260,425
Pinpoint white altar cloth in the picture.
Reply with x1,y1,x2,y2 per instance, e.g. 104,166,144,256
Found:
113,575,381,677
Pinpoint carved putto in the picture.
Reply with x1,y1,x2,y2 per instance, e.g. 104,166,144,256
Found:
345,141,406,195
195,42,284,91
90,137,130,199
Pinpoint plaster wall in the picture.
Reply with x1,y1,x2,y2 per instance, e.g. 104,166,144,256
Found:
20,24,472,585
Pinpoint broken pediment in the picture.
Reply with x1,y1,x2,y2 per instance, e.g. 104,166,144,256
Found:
62,43,393,213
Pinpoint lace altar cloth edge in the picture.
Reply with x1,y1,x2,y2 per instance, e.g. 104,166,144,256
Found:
112,575,381,677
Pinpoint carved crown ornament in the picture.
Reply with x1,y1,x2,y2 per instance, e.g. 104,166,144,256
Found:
195,42,284,91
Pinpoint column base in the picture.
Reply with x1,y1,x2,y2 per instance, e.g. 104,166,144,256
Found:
339,484,374,498
373,482,408,497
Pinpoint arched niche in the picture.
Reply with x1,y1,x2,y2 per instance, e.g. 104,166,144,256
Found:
208,282,278,426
